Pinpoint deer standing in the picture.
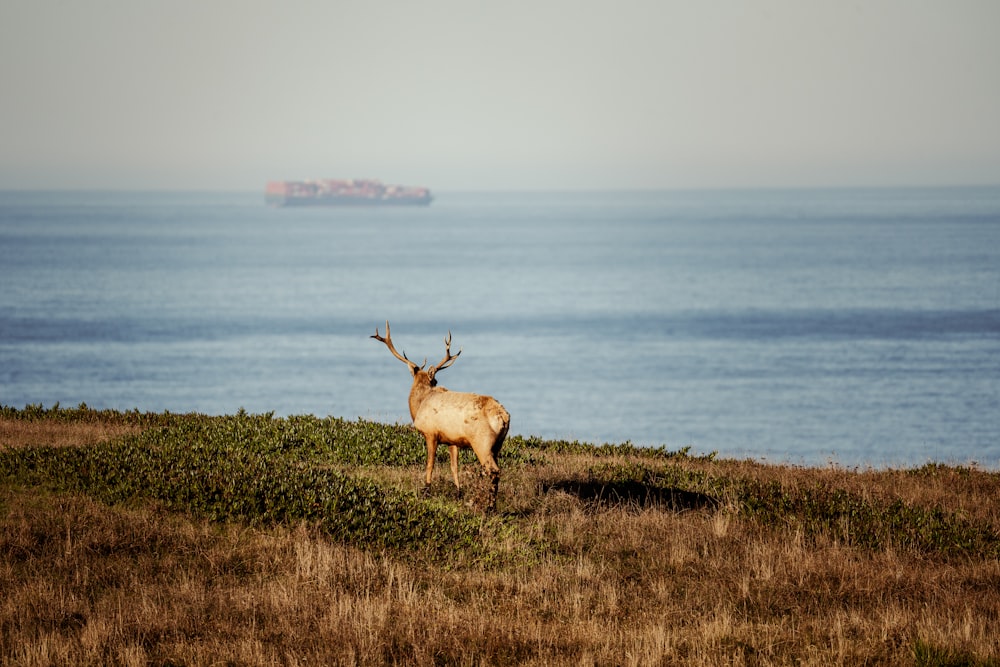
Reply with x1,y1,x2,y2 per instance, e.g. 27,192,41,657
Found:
371,322,510,502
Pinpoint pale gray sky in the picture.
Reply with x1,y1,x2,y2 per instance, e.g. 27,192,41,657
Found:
1,0,998,191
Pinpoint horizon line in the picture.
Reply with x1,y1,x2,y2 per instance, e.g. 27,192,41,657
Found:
3,182,1000,195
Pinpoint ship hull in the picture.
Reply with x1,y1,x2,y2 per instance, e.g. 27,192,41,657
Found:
266,194,432,207
265,179,432,207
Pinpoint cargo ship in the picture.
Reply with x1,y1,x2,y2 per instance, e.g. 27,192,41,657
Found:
265,179,432,206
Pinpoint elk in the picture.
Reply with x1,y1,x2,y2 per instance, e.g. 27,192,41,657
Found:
371,321,510,500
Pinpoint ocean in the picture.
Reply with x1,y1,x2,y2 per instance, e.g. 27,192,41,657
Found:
1,187,998,468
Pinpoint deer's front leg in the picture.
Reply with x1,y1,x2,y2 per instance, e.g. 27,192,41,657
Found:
424,434,438,486
449,444,461,489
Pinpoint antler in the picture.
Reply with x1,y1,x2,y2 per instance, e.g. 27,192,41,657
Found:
371,321,421,373
427,331,462,379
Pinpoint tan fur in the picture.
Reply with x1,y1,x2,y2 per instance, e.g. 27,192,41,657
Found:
372,322,510,492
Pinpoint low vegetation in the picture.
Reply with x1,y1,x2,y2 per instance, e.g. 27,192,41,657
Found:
1,403,998,665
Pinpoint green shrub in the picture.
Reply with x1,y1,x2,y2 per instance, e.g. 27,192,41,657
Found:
0,412,482,555
504,434,716,464
732,478,1000,557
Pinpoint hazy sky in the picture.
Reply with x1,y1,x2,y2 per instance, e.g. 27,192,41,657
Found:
2,0,998,191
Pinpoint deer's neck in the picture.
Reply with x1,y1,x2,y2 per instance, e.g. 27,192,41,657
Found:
408,375,439,420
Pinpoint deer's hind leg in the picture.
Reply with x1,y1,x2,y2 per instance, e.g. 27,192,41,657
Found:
471,436,501,491
467,438,501,512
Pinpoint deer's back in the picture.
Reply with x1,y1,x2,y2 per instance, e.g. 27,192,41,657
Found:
413,389,509,445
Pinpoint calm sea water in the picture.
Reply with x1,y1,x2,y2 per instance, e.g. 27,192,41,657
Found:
1,187,998,468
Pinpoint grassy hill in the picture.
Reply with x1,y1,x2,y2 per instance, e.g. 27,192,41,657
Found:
2,404,998,665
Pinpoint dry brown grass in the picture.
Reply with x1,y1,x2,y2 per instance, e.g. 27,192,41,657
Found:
0,417,141,450
2,417,999,665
